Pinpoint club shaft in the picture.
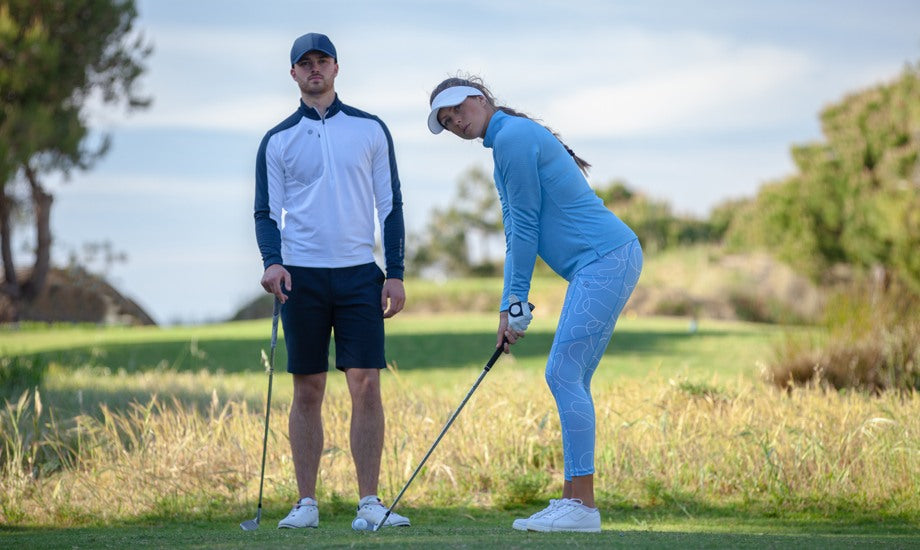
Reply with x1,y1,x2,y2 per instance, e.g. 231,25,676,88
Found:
378,344,504,528
253,299,280,521
254,359,273,510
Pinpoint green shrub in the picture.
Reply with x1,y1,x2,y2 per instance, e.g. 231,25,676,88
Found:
765,283,919,392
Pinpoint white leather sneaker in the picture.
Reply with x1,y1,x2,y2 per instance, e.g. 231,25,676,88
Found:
277,496,318,528
512,499,562,531
355,495,410,528
526,498,601,532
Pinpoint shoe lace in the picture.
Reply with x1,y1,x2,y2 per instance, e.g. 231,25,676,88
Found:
541,498,582,520
529,499,560,520
360,501,385,511
293,498,317,510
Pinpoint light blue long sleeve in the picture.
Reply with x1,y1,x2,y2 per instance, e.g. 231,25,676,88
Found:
483,111,637,311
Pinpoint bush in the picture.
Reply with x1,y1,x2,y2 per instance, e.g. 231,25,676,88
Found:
764,283,920,392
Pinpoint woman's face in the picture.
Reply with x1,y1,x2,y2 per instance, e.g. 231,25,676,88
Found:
437,95,493,140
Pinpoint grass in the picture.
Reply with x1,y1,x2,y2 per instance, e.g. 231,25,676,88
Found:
3,512,919,549
1,314,780,419
1,312,919,548
2,312,780,374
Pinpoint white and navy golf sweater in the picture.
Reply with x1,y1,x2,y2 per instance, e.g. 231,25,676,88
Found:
254,96,405,280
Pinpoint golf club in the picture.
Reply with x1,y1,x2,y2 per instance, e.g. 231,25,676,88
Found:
240,297,281,531
373,341,507,531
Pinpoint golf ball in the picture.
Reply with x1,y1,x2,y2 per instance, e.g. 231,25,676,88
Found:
352,518,369,531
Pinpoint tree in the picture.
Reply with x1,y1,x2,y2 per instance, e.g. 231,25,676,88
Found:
0,0,150,321
596,180,723,252
725,62,920,293
410,166,503,276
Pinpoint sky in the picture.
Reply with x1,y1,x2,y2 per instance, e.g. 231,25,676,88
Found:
34,0,920,325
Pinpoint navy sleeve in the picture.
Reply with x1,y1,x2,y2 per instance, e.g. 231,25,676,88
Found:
254,132,283,269
379,121,405,280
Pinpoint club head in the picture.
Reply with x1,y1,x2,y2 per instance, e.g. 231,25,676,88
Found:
240,518,260,531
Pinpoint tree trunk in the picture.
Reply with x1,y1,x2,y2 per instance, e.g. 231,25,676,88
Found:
0,191,17,288
0,189,22,322
20,165,53,302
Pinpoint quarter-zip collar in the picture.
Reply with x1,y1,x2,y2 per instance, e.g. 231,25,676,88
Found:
299,94,343,121
482,109,510,149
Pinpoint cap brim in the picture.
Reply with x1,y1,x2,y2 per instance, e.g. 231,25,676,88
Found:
427,109,446,134
427,86,484,134
291,47,336,65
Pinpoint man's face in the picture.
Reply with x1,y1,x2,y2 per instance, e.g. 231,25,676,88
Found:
290,51,338,95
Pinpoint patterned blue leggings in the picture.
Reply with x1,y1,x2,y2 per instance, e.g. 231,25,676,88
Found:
545,239,643,479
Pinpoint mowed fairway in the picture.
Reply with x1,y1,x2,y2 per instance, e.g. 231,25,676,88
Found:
2,313,919,549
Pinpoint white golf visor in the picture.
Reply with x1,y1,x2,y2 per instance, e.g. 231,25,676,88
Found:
427,86,485,134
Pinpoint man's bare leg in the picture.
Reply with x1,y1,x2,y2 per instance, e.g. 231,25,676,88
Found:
290,372,327,498
345,367,384,497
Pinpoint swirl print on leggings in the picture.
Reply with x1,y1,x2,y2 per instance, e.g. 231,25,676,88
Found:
545,239,643,479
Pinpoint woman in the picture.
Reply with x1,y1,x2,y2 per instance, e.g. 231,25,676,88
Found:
427,76,642,533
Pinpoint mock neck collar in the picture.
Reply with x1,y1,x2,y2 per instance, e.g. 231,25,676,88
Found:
482,110,510,149
299,94,342,120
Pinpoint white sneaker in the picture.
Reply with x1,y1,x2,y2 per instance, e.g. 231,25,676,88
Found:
512,499,562,531
277,497,318,528
356,495,410,528
526,498,601,532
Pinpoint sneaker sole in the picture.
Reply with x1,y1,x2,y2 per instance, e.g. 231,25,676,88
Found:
528,525,601,533
357,516,411,528
382,520,411,527
512,519,529,531
277,524,318,529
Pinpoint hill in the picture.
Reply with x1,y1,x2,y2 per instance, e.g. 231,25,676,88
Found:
0,267,155,325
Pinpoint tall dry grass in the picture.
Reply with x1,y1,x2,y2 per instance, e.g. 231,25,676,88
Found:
766,283,920,392
3,366,918,526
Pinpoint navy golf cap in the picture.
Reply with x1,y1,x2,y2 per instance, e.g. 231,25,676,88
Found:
290,33,337,65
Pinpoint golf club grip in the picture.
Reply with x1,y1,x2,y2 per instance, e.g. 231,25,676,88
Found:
270,298,280,348
377,343,505,529
483,342,504,372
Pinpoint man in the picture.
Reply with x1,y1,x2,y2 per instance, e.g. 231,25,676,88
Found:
253,32,409,530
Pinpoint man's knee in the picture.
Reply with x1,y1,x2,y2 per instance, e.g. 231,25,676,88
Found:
292,373,326,406
346,368,381,401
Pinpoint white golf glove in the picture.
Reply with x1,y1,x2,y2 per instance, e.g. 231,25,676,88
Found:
507,294,534,332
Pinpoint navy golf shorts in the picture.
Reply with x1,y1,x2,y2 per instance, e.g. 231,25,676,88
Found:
281,262,386,375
